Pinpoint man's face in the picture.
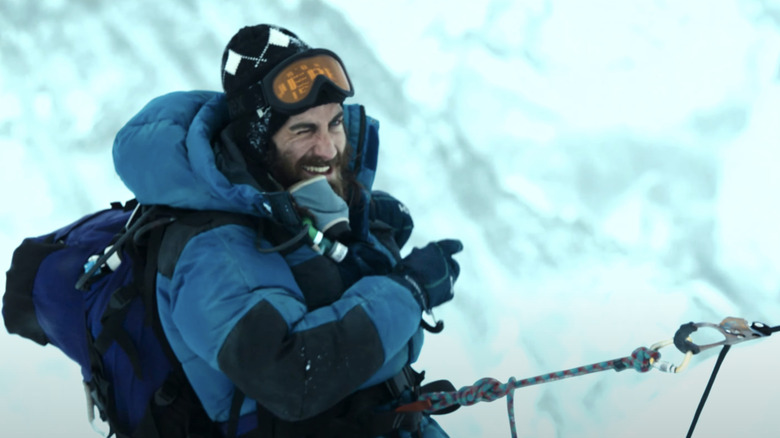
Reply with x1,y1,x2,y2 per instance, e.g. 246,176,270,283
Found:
270,103,349,196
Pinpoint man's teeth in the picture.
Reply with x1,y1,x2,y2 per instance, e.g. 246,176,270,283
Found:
303,165,330,173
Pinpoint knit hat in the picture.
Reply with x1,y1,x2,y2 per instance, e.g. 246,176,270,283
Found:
220,25,307,157
220,24,349,160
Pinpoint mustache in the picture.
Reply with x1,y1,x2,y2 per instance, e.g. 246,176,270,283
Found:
300,157,337,167
299,151,347,169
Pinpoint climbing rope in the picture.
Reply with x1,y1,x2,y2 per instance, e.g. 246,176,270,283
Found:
398,317,776,437
400,347,658,438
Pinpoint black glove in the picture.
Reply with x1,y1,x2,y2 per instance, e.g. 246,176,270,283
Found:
391,239,463,311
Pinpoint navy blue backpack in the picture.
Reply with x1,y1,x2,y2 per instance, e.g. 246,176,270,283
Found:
3,201,224,438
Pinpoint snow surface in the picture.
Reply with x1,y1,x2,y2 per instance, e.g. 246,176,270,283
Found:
1,1,779,437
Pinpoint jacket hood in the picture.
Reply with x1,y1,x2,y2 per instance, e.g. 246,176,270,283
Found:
113,91,379,218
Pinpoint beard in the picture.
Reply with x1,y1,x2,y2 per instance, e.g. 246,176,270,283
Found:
270,143,353,199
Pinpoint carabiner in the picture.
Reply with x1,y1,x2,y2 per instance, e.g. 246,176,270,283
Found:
674,317,769,355
649,339,694,373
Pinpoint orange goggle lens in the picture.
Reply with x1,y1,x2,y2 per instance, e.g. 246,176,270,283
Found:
269,53,353,105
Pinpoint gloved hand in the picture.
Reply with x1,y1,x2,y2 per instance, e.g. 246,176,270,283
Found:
390,239,463,311
289,175,350,239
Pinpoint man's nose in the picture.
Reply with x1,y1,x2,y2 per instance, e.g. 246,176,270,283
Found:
310,130,337,160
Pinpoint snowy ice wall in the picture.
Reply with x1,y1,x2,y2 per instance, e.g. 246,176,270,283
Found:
2,1,779,437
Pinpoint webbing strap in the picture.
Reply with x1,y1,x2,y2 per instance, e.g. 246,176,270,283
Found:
94,285,144,379
225,389,245,438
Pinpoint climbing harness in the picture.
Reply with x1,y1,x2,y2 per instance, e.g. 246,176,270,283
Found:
397,317,778,438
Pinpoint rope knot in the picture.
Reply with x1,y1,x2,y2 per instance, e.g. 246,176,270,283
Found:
631,347,660,372
454,377,501,405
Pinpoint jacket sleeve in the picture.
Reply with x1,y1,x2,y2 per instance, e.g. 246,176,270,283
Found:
167,224,422,422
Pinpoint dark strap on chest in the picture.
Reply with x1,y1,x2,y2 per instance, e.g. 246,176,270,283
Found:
157,210,261,279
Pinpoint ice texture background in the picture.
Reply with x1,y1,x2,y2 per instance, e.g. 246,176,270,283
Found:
2,1,779,436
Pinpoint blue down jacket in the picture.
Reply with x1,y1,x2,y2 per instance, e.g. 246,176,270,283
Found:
113,91,448,437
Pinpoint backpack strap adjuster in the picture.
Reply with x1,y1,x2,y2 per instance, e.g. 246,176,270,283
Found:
108,285,136,311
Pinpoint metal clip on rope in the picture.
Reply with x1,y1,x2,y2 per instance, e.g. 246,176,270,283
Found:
649,317,771,374
674,317,771,354
648,339,694,374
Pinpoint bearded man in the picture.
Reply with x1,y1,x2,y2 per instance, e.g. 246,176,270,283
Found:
114,24,463,438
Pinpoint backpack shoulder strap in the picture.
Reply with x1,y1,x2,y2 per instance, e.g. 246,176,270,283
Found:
151,210,262,438
156,210,260,279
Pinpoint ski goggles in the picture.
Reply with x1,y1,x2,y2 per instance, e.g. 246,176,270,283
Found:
261,49,354,114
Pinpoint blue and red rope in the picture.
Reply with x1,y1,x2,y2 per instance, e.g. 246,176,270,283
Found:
399,347,660,438
398,320,777,437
